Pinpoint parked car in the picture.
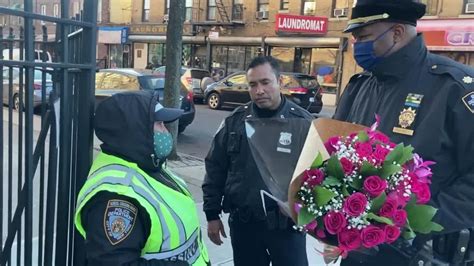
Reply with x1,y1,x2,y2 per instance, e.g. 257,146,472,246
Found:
152,66,211,103
95,68,195,133
204,71,323,113
2,67,53,110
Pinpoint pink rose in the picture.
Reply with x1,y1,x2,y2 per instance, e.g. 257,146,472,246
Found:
372,144,390,164
303,169,325,188
305,220,318,231
413,183,431,204
343,193,368,217
384,225,401,244
393,209,407,227
316,228,326,239
338,228,362,252
369,131,390,144
323,211,347,235
324,136,340,155
361,225,386,248
363,175,388,198
340,157,355,175
379,198,398,218
355,142,373,158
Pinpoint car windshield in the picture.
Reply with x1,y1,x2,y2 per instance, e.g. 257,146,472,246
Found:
154,66,186,75
140,75,164,90
34,70,52,80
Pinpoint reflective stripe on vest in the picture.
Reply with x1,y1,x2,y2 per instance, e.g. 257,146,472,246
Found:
142,229,200,263
76,164,198,261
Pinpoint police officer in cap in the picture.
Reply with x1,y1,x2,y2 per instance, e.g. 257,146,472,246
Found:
334,0,474,265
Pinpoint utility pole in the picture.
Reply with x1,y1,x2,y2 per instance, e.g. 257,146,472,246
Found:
163,0,185,160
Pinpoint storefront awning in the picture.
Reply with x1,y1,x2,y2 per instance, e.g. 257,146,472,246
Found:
264,37,341,48
208,36,262,45
128,35,207,44
417,19,474,51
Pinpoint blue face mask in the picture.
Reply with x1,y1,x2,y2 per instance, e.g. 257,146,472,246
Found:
354,26,396,70
153,132,173,161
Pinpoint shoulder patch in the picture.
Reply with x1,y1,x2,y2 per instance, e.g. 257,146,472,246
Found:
104,199,137,245
462,92,474,114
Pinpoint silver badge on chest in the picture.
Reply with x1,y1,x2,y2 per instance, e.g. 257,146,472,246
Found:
279,132,292,146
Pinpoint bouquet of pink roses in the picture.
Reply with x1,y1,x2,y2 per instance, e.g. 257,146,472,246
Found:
290,118,443,259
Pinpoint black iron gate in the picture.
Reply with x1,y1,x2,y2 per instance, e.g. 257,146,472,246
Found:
0,0,97,265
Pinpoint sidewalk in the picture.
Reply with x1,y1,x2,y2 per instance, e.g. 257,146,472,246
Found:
168,153,339,266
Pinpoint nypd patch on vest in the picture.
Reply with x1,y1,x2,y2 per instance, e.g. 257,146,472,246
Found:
462,92,474,114
104,199,137,245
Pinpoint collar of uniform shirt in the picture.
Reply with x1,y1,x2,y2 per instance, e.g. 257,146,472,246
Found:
371,34,427,80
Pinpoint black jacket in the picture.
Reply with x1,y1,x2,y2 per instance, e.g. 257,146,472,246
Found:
334,34,474,233
81,91,188,266
202,96,314,221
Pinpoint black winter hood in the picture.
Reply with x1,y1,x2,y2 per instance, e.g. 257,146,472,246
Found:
94,90,159,171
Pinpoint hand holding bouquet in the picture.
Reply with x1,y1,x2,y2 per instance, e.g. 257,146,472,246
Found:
289,118,443,259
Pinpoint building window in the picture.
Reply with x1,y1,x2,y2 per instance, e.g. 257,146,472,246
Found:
232,0,244,20
185,0,193,21
143,0,150,22
258,0,269,12
41,4,47,16
420,0,438,15
332,0,348,17
280,0,290,10
302,0,316,15
53,4,60,17
73,2,80,16
463,0,474,14
207,0,217,21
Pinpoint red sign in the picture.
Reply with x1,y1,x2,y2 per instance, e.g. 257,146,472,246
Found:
417,19,474,51
275,14,328,35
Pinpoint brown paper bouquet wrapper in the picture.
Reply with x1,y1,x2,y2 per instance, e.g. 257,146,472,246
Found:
287,118,367,224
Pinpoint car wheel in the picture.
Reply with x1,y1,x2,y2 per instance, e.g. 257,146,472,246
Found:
207,92,221,110
13,94,21,111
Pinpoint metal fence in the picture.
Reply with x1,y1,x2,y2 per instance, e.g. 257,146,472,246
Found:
0,0,97,265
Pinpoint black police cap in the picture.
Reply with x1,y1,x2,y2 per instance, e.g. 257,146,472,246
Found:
344,0,426,33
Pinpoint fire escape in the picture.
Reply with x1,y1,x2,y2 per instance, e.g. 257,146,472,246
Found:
191,0,244,27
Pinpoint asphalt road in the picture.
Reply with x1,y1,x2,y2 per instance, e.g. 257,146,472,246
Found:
176,103,336,159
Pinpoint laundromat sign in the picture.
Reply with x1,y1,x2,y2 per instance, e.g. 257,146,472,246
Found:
275,14,328,35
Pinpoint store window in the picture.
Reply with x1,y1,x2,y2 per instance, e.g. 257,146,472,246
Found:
310,48,339,94
280,0,290,10
232,0,244,20
207,0,217,20
420,0,438,16
211,46,260,79
302,0,316,15
332,0,348,17
436,52,474,67
271,47,296,72
109,44,130,68
148,43,166,68
142,0,150,22
258,0,269,12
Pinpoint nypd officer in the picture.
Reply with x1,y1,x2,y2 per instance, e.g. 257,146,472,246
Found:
333,0,474,265
75,91,210,266
203,56,312,266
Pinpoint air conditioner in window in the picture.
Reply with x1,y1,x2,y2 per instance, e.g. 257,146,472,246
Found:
255,11,269,20
333,8,348,17
163,14,169,23
466,3,474,13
